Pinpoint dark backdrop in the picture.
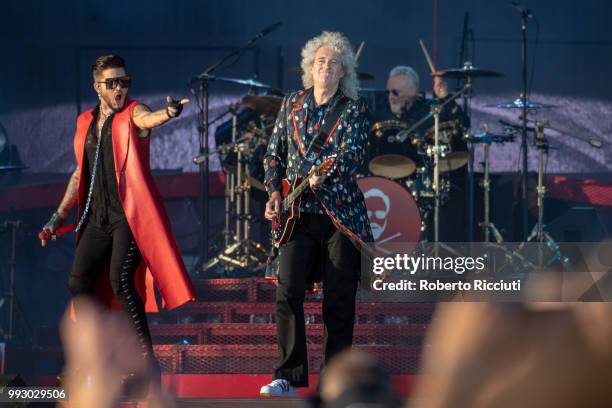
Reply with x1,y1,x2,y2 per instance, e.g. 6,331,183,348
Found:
1,0,611,173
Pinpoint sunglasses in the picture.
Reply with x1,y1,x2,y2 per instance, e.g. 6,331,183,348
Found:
98,76,131,90
386,89,400,97
367,210,387,219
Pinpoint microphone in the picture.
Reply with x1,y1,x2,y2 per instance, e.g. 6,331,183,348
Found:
510,2,535,20
254,21,283,40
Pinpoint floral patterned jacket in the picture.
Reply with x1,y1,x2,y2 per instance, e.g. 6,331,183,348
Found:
264,88,373,246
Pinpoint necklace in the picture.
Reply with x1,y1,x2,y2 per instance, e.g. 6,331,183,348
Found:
97,108,112,138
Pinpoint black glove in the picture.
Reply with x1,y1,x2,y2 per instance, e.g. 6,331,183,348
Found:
166,96,184,118
42,212,64,235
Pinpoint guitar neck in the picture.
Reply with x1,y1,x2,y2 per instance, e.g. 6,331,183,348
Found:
281,156,333,210
284,177,311,209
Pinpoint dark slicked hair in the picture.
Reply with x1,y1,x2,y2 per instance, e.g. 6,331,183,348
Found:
91,55,126,78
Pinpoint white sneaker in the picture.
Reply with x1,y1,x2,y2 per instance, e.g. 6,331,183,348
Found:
259,379,298,397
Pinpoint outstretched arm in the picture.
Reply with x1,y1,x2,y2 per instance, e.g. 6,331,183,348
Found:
131,96,189,132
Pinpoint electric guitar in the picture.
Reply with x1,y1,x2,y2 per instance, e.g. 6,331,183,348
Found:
271,154,337,247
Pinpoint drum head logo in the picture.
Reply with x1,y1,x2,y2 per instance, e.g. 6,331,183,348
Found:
358,177,422,245
364,188,390,240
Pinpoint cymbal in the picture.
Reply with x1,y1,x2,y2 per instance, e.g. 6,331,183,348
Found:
438,151,469,172
368,154,416,179
489,98,556,109
435,64,503,78
206,74,272,88
288,66,374,80
242,95,283,116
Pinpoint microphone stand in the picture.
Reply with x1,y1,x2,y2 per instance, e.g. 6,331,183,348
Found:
189,23,281,274
457,12,476,242
515,123,569,267
513,5,531,240
0,220,30,343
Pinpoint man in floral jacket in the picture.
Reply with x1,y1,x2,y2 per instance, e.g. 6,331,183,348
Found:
260,31,372,397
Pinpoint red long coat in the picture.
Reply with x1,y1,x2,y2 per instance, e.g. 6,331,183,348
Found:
72,99,195,312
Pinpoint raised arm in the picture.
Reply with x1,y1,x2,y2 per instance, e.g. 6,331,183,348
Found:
131,96,189,134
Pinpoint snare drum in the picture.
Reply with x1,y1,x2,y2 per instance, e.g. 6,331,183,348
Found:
368,120,425,179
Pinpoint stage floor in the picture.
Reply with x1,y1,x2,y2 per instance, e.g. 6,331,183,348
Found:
173,399,302,407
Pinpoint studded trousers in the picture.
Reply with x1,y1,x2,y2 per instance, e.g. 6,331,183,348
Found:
68,218,157,368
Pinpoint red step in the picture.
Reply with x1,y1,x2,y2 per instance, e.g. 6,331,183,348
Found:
150,322,428,346
169,301,435,325
153,344,421,374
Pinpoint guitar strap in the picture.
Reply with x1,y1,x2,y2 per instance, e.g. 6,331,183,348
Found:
293,89,350,176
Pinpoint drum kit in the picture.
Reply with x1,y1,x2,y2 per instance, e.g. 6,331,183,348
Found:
358,58,573,251
195,49,597,273
193,76,283,272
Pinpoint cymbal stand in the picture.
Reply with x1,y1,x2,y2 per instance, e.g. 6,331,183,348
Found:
464,70,475,242
226,105,239,248
429,83,472,242
519,123,568,265
190,23,279,273
234,107,243,246
432,105,442,243
204,117,268,273
477,133,504,243
513,5,537,239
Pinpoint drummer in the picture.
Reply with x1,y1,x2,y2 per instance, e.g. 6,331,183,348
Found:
371,66,470,241
375,65,468,143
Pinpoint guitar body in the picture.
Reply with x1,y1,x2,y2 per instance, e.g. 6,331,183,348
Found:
269,155,336,248
271,178,302,247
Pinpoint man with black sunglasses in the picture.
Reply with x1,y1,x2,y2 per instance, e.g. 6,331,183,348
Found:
377,65,465,131
371,65,470,241
40,54,195,396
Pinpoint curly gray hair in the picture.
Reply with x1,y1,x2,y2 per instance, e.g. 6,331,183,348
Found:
300,31,359,100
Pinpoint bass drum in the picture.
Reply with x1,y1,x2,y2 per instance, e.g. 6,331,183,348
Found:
357,177,423,248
